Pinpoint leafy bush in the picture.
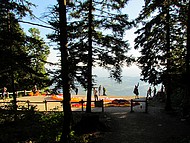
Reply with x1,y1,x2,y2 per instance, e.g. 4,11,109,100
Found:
0,110,91,143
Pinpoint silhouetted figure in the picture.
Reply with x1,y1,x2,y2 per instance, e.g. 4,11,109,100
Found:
133,83,139,99
32,85,38,94
161,85,164,93
147,87,152,98
98,85,101,96
31,85,40,96
1,87,9,99
153,87,157,97
75,88,78,95
103,86,106,96
93,88,98,101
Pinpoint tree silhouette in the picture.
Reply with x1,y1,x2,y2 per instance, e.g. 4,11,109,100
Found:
0,0,34,109
183,0,190,117
58,0,71,142
0,1,51,106
135,0,189,111
47,0,134,112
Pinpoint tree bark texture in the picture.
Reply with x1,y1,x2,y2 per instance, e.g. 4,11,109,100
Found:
86,0,93,113
58,0,72,142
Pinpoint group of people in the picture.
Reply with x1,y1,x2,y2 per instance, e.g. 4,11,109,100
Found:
0,85,40,99
93,85,107,101
133,83,157,99
146,86,157,98
1,83,161,101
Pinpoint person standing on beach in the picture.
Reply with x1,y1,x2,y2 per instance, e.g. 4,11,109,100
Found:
93,88,98,101
133,83,139,99
98,85,101,96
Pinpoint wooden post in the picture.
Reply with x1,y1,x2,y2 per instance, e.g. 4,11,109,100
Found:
81,99,84,112
130,99,134,113
61,101,63,110
44,100,47,111
145,97,148,113
26,100,30,110
101,99,104,112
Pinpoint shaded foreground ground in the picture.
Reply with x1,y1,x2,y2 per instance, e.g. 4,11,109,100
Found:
92,101,190,143
1,96,190,143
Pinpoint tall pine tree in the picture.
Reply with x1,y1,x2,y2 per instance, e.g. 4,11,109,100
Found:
135,0,189,110
47,0,134,94
0,1,50,92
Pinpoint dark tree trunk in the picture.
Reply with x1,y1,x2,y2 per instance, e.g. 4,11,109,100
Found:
86,0,93,113
58,0,72,142
6,3,17,111
165,2,172,111
182,1,190,117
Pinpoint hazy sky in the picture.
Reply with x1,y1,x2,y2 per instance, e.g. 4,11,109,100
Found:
20,0,144,77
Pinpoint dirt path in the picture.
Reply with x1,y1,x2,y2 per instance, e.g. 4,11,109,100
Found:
93,101,190,143
2,96,189,143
